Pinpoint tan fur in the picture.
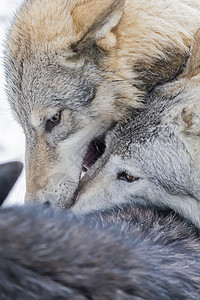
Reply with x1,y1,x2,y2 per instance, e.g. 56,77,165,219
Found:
7,0,200,107
5,0,200,206
25,137,50,200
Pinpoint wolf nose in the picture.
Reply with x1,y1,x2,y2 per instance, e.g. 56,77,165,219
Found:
25,195,51,207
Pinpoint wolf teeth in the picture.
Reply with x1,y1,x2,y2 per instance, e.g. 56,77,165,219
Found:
81,169,87,179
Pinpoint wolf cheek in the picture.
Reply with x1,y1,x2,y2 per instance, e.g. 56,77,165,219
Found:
25,114,108,207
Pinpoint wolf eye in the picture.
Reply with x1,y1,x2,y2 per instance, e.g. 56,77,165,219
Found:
45,111,62,132
117,171,140,183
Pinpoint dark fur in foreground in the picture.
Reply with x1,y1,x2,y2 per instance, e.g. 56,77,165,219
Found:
0,204,200,300
0,162,23,206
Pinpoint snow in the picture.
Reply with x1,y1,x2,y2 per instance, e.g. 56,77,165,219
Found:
0,0,25,206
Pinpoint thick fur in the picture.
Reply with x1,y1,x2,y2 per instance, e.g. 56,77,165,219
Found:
5,0,200,206
71,29,200,228
0,162,23,206
0,204,200,299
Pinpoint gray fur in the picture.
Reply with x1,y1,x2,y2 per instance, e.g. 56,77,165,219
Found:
0,204,200,299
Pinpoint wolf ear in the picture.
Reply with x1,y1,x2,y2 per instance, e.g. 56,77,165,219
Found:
72,0,125,52
182,28,200,78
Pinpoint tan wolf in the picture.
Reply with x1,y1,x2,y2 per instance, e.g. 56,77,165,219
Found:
5,0,200,207
71,29,200,228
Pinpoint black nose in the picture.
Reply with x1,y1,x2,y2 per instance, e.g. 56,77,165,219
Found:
0,161,23,206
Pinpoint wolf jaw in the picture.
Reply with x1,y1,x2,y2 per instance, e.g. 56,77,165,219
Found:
5,0,200,206
71,29,200,228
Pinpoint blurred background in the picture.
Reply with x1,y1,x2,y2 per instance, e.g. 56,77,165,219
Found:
0,0,25,205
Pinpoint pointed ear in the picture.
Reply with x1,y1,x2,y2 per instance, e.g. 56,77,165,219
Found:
182,28,200,78
72,0,125,52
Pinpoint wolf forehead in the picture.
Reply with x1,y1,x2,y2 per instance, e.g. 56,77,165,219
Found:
5,0,106,119
107,86,186,157
6,52,99,118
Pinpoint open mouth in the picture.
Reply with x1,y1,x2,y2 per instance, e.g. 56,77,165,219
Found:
81,138,106,177
66,137,106,208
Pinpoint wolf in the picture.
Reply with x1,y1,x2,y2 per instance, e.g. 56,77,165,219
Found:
5,0,200,207
0,203,200,299
70,29,200,228
0,161,23,206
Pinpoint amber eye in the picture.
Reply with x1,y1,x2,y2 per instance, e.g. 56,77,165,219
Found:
50,113,60,123
45,111,62,132
117,171,140,183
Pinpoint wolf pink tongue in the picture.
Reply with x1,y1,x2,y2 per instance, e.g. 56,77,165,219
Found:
83,140,105,171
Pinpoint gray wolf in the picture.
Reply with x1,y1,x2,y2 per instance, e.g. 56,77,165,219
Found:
0,203,200,299
0,161,23,206
5,0,200,207
71,29,200,228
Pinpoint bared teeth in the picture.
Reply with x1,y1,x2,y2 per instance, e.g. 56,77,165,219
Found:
81,170,87,179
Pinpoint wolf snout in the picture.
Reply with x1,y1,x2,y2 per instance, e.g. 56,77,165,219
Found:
25,172,79,208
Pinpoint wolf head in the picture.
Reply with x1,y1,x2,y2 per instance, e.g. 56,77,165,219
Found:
5,0,199,206
5,0,128,206
72,29,200,228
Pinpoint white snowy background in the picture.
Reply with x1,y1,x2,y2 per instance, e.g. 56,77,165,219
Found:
0,0,25,205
